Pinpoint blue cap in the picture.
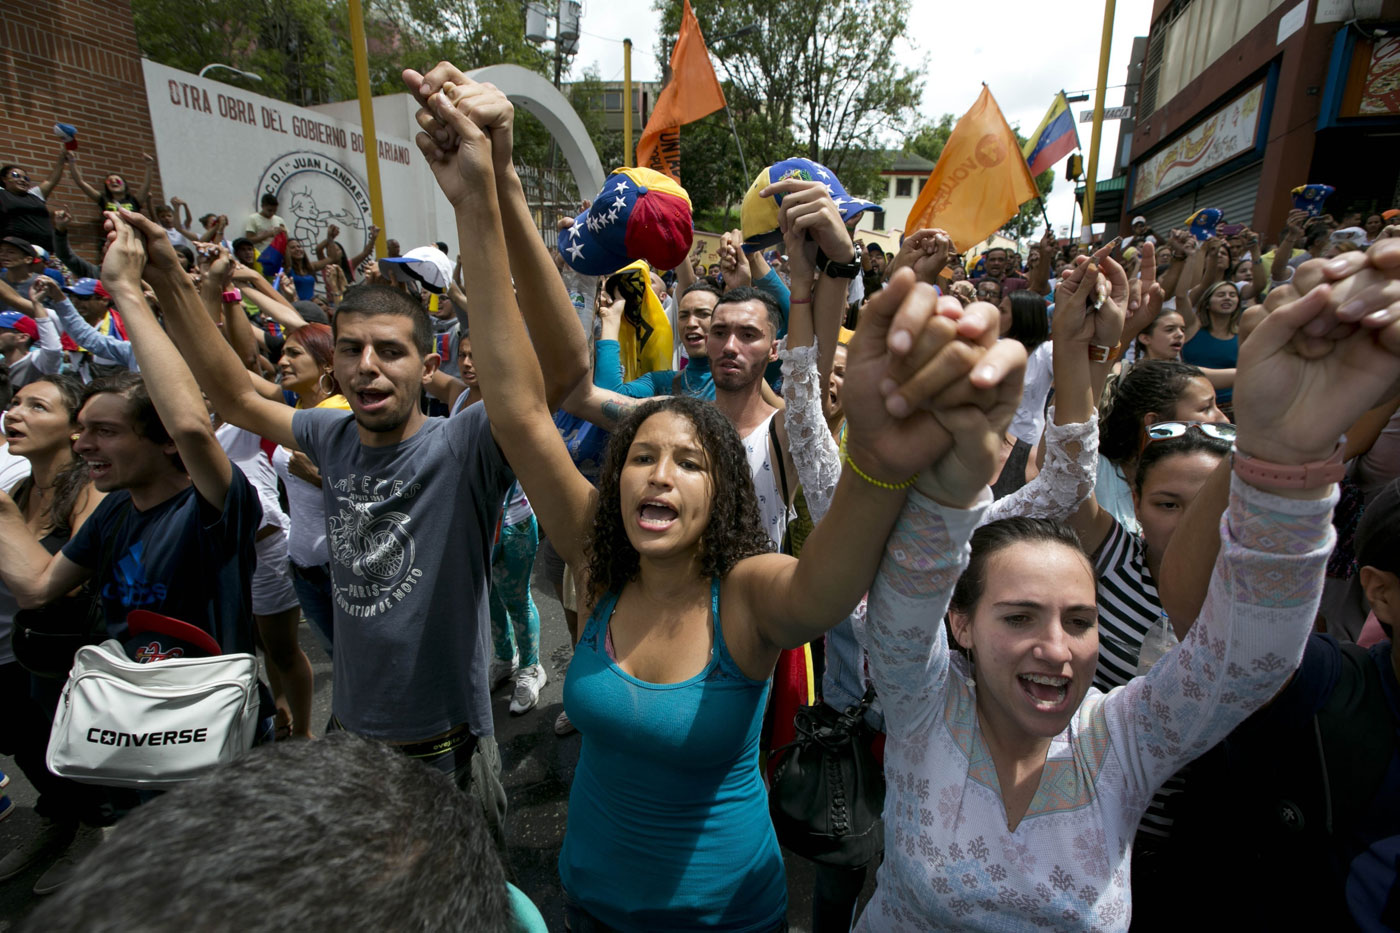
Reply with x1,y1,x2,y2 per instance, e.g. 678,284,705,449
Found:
740,158,882,253
63,277,103,297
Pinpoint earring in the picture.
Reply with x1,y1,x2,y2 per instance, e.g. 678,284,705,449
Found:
318,372,337,395
964,648,976,690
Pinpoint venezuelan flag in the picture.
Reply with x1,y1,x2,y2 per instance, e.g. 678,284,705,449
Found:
1022,92,1080,177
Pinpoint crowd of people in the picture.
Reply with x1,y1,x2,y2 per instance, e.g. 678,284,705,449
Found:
0,62,1399,933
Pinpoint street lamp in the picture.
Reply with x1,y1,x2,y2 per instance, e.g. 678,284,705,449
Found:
198,63,263,83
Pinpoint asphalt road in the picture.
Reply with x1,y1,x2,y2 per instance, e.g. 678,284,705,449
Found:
0,576,873,930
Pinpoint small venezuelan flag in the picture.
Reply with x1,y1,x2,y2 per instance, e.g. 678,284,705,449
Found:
1022,92,1080,177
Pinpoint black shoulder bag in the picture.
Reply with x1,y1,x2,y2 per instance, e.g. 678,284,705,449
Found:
768,684,886,868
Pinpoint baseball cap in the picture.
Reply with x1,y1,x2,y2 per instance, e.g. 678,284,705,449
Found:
1291,184,1335,218
0,311,39,339
1186,208,1222,242
558,166,694,276
1132,215,1147,225
124,610,223,662
0,236,37,259
741,158,882,252
63,277,110,299
378,246,453,295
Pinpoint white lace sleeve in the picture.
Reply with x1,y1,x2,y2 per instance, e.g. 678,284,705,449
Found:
779,342,841,521
983,405,1098,525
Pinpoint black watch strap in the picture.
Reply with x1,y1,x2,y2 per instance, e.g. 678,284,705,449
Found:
816,244,861,279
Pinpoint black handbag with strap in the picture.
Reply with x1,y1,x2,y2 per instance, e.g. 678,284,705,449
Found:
768,684,886,868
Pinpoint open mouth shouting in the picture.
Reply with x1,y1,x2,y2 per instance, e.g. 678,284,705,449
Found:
353,385,393,414
1017,672,1072,713
637,497,679,532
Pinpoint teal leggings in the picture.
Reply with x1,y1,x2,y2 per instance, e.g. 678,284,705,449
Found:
490,516,541,668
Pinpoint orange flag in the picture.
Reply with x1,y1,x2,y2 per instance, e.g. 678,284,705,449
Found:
904,86,1039,251
636,0,727,182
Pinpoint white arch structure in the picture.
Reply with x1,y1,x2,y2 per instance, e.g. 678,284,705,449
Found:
467,64,605,199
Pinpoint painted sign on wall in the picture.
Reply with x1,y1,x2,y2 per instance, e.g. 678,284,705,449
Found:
1133,83,1264,205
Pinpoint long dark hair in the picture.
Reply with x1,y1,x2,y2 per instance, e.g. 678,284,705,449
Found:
11,374,90,536
584,396,773,607
1099,360,1206,467
1004,290,1049,352
950,517,1089,616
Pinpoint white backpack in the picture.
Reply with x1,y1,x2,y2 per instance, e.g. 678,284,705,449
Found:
46,639,261,788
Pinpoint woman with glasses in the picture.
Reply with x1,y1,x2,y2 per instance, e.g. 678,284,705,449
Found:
0,150,69,253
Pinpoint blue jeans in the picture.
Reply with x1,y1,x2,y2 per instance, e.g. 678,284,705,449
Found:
289,560,334,655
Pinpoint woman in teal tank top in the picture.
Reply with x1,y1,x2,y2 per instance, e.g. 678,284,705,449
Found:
430,89,1029,929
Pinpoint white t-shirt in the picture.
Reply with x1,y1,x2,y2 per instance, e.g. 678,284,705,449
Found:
1009,341,1055,447
164,226,194,254
272,444,329,568
215,423,287,532
0,439,32,492
244,211,284,240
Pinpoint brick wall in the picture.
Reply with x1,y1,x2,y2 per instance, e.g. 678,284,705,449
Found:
0,1,161,259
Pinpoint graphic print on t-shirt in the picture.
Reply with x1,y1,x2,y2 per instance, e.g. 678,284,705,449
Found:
326,472,423,617
105,541,168,608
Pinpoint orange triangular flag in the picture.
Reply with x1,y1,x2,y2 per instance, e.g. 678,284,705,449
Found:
904,86,1039,252
636,0,727,182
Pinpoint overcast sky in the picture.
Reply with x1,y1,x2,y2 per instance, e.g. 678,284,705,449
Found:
562,0,1157,239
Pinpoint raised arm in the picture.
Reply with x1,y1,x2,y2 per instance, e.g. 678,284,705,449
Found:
66,156,102,202
44,290,137,368
413,74,597,571
737,276,1027,649
169,197,196,239
135,153,154,208
39,147,67,199
407,65,589,410
26,279,65,375
102,210,233,507
50,210,101,279
350,225,379,271
118,209,298,450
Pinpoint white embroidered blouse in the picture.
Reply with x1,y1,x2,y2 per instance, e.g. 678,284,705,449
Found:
854,477,1336,932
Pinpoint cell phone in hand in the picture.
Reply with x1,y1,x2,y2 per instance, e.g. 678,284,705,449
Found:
1219,224,1245,237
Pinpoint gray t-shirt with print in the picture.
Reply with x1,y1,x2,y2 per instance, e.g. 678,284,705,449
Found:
293,403,512,741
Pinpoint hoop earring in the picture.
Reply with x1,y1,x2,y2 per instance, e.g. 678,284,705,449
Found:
318,372,337,396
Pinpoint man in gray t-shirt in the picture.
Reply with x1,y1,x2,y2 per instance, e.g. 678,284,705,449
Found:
293,401,511,740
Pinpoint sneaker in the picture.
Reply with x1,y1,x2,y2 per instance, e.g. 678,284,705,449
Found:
0,817,77,881
509,664,547,715
489,651,519,691
32,854,78,895
0,768,9,790
554,708,577,736
0,796,12,822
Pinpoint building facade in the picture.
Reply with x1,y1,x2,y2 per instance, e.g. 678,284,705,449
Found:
1124,0,1400,238
853,152,936,244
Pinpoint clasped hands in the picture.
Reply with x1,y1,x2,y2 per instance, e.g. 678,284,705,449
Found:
841,268,1027,509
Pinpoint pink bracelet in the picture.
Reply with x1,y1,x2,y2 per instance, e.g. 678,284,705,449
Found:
1232,441,1346,490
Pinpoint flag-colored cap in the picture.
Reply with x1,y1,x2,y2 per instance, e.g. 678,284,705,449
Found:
558,167,693,276
1186,208,1222,241
380,246,453,294
740,158,881,253
1291,184,1335,217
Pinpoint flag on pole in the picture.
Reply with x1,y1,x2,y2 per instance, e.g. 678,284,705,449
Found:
1022,91,1080,176
636,0,727,182
903,86,1040,252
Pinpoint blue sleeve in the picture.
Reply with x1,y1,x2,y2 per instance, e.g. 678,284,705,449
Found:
61,493,115,569
592,339,670,398
52,298,137,368
754,268,790,339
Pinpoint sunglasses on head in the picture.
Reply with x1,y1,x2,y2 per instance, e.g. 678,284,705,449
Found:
1144,421,1236,443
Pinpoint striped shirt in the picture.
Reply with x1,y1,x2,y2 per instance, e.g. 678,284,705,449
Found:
1092,517,1183,842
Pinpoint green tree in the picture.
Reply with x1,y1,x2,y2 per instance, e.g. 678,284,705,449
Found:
903,114,954,165
653,0,922,208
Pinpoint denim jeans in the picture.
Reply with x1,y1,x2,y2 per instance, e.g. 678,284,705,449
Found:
289,560,334,654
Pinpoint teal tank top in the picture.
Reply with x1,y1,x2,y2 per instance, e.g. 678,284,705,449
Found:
558,577,786,932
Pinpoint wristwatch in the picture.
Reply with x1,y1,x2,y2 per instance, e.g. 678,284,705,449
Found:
816,244,862,279
1232,441,1346,490
220,288,243,304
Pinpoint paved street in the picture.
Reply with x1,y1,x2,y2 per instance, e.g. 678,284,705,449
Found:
0,574,871,930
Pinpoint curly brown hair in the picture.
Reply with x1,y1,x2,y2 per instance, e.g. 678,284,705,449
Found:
584,396,774,607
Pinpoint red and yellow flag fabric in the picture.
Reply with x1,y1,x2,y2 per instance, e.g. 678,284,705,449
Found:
636,0,727,182
904,86,1039,251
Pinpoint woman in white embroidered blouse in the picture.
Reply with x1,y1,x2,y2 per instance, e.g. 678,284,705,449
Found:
854,253,1400,932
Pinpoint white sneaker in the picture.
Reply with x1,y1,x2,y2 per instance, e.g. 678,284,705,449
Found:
489,651,519,691
509,664,547,714
554,709,577,736
0,817,77,881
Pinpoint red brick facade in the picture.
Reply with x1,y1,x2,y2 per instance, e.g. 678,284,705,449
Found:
0,1,161,256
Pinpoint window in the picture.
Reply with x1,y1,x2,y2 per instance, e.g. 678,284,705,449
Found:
895,177,912,197
604,91,622,112
918,177,927,193
872,212,886,231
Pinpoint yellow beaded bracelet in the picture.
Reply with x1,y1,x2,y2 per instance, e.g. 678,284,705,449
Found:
839,436,918,490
